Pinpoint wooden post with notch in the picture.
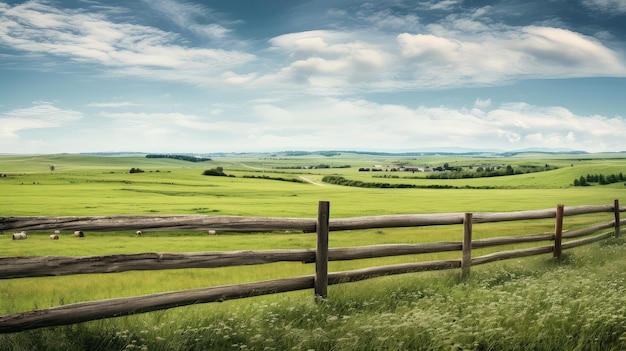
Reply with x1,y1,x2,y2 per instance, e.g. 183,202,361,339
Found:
315,201,330,301
461,212,473,279
614,199,620,238
553,204,564,259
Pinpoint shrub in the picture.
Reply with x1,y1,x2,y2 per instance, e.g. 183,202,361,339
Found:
202,167,226,177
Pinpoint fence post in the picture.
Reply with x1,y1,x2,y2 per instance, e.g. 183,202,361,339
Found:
614,199,621,238
461,213,473,279
315,201,330,301
553,204,564,259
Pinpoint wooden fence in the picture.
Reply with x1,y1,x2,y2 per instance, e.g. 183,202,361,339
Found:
0,199,623,333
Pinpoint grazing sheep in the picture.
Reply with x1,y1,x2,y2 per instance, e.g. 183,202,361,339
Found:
136,230,142,237
50,234,59,240
12,232,27,240
208,229,217,235
54,230,60,235
73,230,84,237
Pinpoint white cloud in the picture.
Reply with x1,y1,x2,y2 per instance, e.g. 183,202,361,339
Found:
0,1,255,85
261,30,394,91
2,1,625,95
141,0,232,39
1,98,624,153
251,8,626,95
582,0,626,14
396,24,626,85
517,26,625,74
359,9,421,31
86,101,138,108
419,0,462,11
474,98,492,109
0,103,83,137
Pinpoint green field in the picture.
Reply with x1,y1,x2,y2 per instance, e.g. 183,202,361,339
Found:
1,152,625,350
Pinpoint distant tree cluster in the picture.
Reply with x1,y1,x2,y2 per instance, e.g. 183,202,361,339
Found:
573,172,625,186
322,175,499,189
146,154,212,162
322,175,424,188
242,175,305,183
202,167,229,177
129,167,144,173
426,164,557,179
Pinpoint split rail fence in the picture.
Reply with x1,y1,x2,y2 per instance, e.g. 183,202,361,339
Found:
0,199,624,333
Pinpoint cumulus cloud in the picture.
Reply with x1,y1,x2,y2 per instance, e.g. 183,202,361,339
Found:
234,98,626,152
0,103,83,137
395,23,626,86
252,7,626,94
0,1,254,85
2,1,625,94
263,30,394,89
2,98,624,153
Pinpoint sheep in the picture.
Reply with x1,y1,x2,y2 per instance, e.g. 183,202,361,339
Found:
208,229,217,235
54,230,60,235
136,230,142,237
50,234,59,240
73,230,84,237
12,232,27,240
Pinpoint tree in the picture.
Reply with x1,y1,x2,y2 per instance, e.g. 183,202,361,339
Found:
505,165,514,175
49,165,55,172
202,167,226,176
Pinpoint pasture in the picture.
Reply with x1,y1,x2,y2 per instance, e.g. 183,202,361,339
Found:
1,152,626,350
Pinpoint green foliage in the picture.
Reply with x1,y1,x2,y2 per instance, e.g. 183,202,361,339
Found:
426,163,558,179
322,175,496,189
1,153,625,349
242,175,305,183
129,167,144,173
2,242,625,351
573,172,625,186
202,167,227,176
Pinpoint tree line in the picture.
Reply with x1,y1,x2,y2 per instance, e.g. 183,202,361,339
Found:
321,175,496,189
426,164,557,179
573,172,625,186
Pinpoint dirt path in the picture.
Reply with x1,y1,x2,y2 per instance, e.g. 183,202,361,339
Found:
240,163,325,186
299,176,326,187
239,163,264,170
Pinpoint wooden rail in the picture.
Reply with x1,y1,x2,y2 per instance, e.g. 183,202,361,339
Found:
0,200,623,333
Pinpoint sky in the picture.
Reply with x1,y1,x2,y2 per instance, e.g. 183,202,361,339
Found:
1,0,626,154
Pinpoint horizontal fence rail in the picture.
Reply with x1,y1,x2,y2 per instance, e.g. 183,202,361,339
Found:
1,204,621,233
0,200,623,333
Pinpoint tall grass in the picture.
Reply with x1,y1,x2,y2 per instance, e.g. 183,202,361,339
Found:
1,153,625,350
2,239,624,351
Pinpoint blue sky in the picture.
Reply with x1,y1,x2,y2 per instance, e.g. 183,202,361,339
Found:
1,0,625,154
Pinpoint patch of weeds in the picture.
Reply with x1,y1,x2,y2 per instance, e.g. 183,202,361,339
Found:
599,236,626,247
480,268,536,288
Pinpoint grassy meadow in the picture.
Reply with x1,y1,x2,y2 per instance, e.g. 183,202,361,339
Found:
1,152,626,350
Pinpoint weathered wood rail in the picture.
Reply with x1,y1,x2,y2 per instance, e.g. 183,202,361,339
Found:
0,200,623,333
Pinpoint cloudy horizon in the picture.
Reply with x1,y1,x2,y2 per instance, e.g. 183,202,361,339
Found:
1,0,625,154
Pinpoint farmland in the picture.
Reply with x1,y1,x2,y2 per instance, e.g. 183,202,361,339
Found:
1,152,626,350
